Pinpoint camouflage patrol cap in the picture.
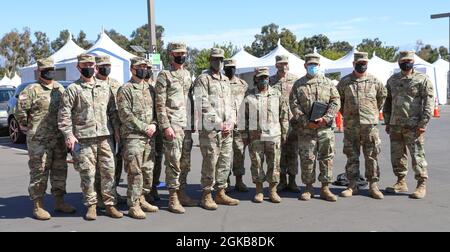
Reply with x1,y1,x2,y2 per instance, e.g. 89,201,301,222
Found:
255,67,270,78
276,55,289,64
37,57,54,69
95,55,112,66
354,52,369,63
169,42,187,53
78,54,96,64
130,57,148,66
224,59,236,67
305,54,320,65
210,48,225,58
399,51,415,62
146,59,153,68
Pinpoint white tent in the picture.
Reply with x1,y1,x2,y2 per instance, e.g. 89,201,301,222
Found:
232,49,260,74
313,48,334,70
85,31,138,84
368,52,397,85
21,33,86,83
324,48,359,77
433,56,449,105
0,76,11,86
8,74,21,87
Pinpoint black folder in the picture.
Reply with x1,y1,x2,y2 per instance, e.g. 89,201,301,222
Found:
309,101,329,122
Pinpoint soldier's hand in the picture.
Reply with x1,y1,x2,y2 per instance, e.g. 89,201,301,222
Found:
307,122,319,130
315,118,328,128
222,122,234,135
416,128,426,136
146,125,157,138
385,126,391,135
164,127,176,141
66,136,79,152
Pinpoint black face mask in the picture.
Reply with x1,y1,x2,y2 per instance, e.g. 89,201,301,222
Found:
355,64,368,74
40,69,55,81
400,62,414,72
146,70,153,80
224,67,236,79
80,67,95,78
135,69,148,79
174,56,187,65
98,67,111,77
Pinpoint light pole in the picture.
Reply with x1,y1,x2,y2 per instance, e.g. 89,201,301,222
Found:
147,0,157,53
431,13,450,104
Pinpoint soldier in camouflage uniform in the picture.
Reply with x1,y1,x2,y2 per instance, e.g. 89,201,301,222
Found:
145,59,162,202
269,55,300,193
223,58,249,192
58,54,123,220
337,52,387,200
117,57,159,219
245,67,289,203
383,51,434,200
290,54,341,202
156,42,198,214
194,48,240,211
94,55,126,207
16,58,76,220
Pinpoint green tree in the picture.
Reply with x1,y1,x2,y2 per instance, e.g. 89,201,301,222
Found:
417,44,440,63
130,24,166,66
298,34,331,56
245,23,299,57
357,38,398,61
438,46,449,61
51,29,71,52
76,30,93,50
0,28,32,75
320,41,353,60
193,43,238,76
105,29,131,52
31,31,51,62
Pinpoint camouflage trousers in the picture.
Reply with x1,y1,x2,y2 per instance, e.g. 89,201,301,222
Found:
232,130,248,176
152,130,164,187
123,138,155,207
298,128,335,185
164,129,193,190
389,126,429,180
280,127,299,176
95,137,122,203
27,136,68,201
73,136,116,207
249,138,281,184
343,125,381,182
200,131,233,191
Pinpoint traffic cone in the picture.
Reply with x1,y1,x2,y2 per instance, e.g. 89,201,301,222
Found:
434,99,440,118
335,112,344,133
379,111,385,125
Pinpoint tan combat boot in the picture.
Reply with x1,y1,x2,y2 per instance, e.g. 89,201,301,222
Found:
277,174,288,192
168,190,185,214
410,178,427,199
253,182,264,203
54,196,76,214
201,190,218,211
320,183,338,202
216,189,240,206
177,190,199,207
129,204,146,220
235,175,249,192
386,176,409,194
140,196,159,213
369,182,384,200
85,205,97,221
269,183,282,203
33,198,51,221
340,180,359,198
105,205,123,219
299,184,314,201
287,175,300,193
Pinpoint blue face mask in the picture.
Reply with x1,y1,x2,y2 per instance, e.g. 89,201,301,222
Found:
307,65,319,76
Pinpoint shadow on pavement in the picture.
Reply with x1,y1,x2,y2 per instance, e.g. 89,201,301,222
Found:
0,136,27,151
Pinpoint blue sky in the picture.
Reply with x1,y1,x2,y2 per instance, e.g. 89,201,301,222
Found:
0,0,449,50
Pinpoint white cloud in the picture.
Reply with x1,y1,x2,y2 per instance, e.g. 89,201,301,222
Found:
398,21,421,26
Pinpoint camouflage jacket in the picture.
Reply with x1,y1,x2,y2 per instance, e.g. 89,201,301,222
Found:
337,73,387,126
194,69,235,132
117,78,157,139
244,87,289,141
270,72,299,121
290,74,341,130
383,70,434,129
58,78,119,140
155,66,194,131
16,81,65,140
230,76,248,132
